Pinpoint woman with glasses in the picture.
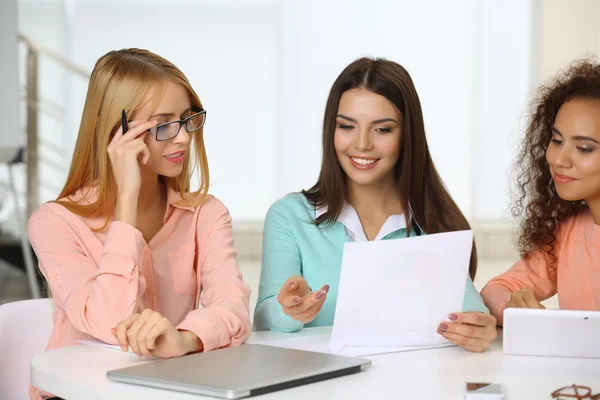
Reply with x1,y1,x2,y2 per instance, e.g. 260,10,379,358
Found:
481,59,600,324
253,57,497,353
28,49,251,400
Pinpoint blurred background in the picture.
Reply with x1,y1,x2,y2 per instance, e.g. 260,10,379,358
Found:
1,0,599,314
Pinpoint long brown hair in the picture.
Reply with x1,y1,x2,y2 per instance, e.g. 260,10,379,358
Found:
513,58,600,266
303,57,478,280
55,48,210,228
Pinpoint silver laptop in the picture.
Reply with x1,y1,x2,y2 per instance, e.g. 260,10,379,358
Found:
503,308,600,358
107,344,372,399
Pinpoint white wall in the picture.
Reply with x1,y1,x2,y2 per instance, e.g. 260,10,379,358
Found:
539,0,600,82
0,0,21,160
277,0,534,221
474,0,536,221
17,0,71,204
14,0,542,223
0,0,23,233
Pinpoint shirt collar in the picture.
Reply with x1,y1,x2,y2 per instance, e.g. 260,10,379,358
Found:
316,202,407,241
166,186,196,212
64,184,195,212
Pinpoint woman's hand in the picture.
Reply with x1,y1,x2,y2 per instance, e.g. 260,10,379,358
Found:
506,287,545,310
277,276,329,324
108,119,157,226
112,309,203,358
437,312,497,353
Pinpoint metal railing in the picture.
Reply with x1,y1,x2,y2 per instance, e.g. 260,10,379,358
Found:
18,34,90,217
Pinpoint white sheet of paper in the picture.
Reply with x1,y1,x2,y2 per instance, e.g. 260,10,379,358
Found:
77,339,122,351
259,334,454,357
331,230,473,347
259,335,344,355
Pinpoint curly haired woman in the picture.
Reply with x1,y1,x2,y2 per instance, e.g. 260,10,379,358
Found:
481,59,600,325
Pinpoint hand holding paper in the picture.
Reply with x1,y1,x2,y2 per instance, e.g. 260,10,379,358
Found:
331,230,474,347
437,312,497,352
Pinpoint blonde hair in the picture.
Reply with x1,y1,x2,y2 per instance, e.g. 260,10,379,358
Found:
56,48,209,228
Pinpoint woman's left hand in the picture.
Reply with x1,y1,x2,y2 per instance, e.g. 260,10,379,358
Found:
437,312,497,353
112,309,203,358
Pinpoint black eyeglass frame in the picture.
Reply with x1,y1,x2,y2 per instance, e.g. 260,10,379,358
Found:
121,105,206,141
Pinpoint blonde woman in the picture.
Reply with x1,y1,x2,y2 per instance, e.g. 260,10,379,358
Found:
27,49,251,400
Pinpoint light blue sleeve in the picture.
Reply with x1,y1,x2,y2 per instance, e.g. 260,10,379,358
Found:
462,276,489,313
253,198,304,332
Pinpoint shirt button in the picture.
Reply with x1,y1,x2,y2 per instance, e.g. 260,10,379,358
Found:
143,248,150,255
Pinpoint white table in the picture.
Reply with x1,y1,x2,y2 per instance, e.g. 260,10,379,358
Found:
31,327,600,400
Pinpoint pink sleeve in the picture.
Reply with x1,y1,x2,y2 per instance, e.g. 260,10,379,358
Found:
176,199,251,351
481,248,558,325
27,205,144,344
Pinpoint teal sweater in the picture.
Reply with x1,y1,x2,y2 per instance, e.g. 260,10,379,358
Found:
254,193,489,332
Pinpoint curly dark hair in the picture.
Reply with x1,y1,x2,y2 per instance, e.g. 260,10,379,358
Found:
513,58,600,266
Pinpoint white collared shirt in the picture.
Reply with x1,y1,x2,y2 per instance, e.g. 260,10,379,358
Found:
316,202,408,242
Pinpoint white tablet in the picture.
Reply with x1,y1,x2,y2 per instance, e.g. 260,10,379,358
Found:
503,308,600,358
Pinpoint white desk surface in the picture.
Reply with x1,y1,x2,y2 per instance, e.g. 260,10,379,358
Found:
31,327,600,400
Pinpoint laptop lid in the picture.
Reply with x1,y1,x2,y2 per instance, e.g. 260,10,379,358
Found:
107,344,371,399
503,308,600,358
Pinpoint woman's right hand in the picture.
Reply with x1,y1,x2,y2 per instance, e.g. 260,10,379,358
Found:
107,119,157,225
108,119,157,196
277,276,329,324
505,287,545,309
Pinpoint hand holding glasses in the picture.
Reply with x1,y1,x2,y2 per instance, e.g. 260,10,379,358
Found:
121,106,206,141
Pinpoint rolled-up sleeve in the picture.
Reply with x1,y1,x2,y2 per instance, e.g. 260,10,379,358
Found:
176,199,251,351
27,205,143,343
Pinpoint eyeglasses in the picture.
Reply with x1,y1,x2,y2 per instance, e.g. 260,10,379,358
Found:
552,385,600,400
121,105,207,141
